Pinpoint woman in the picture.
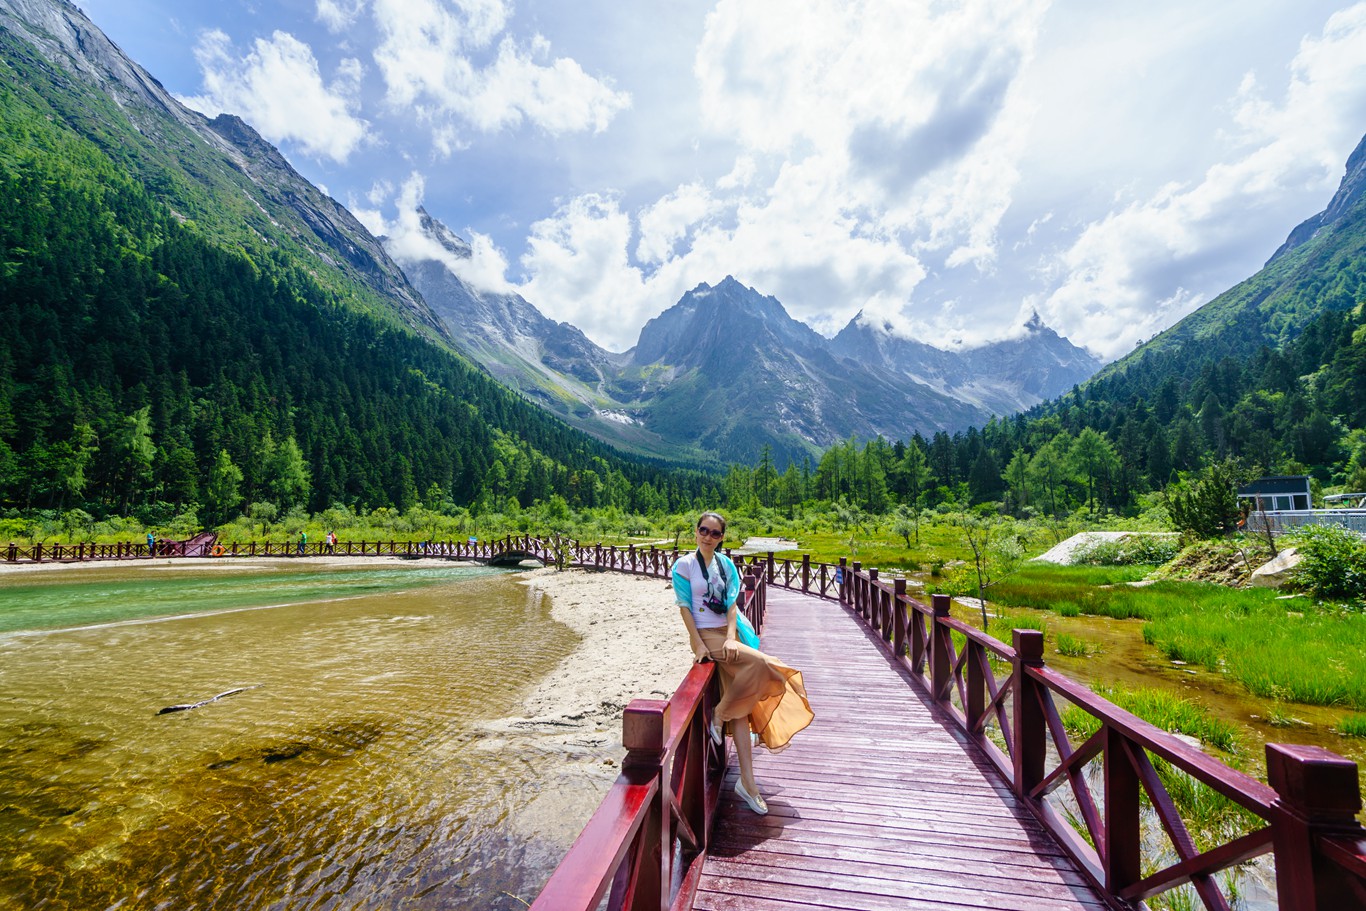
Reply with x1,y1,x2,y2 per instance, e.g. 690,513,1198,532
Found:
671,512,813,815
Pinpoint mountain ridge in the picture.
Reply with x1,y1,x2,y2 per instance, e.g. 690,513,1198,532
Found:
399,221,1102,465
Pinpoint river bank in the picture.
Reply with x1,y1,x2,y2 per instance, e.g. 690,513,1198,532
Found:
475,568,694,854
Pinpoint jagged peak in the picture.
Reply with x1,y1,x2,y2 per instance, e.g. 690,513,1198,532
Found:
416,207,472,259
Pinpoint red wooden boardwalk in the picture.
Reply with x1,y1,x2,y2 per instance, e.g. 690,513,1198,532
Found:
694,587,1110,911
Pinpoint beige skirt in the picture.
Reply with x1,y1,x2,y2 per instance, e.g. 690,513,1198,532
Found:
698,627,814,752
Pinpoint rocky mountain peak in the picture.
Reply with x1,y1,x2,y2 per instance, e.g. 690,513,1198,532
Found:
417,207,473,259
1268,132,1366,263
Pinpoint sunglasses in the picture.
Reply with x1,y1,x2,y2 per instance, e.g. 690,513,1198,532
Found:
696,526,725,539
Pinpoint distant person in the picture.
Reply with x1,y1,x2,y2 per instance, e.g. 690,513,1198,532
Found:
325,530,336,554
146,532,154,557
671,511,813,815
297,530,307,555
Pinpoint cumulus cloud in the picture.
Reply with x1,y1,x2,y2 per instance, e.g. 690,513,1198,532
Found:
370,0,629,141
517,195,648,348
636,184,716,265
1041,3,1366,360
182,29,369,162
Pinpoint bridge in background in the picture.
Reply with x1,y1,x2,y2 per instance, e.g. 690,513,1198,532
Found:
5,535,1365,909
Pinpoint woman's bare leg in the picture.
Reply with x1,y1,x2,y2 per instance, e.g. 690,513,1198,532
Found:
731,715,759,795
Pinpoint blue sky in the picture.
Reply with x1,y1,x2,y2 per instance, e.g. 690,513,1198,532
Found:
76,1,1366,361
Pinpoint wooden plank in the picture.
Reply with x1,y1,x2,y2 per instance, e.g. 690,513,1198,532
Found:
690,588,1108,911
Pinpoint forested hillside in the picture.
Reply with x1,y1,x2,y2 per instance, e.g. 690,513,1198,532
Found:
0,35,716,523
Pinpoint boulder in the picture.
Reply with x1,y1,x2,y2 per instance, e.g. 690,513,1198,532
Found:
1250,548,1301,589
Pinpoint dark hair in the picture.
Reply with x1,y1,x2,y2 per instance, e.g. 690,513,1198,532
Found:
697,511,726,532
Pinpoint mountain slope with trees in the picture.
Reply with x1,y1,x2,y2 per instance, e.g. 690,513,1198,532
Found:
0,0,718,523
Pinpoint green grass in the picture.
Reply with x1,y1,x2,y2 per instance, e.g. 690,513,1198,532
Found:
1062,684,1242,754
981,561,1366,712
1336,714,1366,737
987,613,1046,643
1143,605,1366,710
1055,632,1098,657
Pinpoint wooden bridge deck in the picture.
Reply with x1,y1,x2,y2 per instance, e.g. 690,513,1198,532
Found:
694,588,1110,911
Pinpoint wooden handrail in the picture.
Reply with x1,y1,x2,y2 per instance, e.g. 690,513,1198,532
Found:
821,561,1366,911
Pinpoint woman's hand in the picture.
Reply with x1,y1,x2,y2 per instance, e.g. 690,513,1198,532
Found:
692,643,711,663
722,637,741,661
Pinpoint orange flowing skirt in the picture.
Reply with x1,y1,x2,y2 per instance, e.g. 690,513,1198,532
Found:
699,627,813,752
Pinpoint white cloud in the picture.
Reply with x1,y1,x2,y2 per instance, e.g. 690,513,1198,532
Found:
356,173,515,294
315,0,366,32
517,195,648,348
1042,3,1366,360
182,29,369,162
370,0,629,141
480,0,1050,351
636,184,716,265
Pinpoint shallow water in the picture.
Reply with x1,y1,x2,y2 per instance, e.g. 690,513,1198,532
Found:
0,563,582,911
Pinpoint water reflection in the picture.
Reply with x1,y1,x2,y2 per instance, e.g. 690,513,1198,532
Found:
0,564,581,910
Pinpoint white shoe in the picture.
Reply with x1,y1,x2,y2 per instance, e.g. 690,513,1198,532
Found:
735,778,768,815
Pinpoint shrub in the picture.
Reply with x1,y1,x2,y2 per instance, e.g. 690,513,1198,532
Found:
1288,524,1366,604
1163,459,1252,540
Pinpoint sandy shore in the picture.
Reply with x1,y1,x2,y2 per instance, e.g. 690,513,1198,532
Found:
481,567,694,757
478,567,695,853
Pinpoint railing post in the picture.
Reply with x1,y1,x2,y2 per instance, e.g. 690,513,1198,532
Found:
1104,725,1141,893
966,639,986,735
1012,629,1046,797
929,593,952,702
1267,743,1366,911
801,554,810,593
766,551,774,584
866,568,878,625
892,579,907,655
621,699,669,911
8,541,17,563
34,543,43,563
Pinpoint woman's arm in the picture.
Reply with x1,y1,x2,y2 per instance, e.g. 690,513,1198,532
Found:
672,562,709,662
678,607,710,663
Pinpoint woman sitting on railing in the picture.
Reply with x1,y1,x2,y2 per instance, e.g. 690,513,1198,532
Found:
671,512,814,816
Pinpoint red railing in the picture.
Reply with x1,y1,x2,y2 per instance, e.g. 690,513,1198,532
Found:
836,563,1366,911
